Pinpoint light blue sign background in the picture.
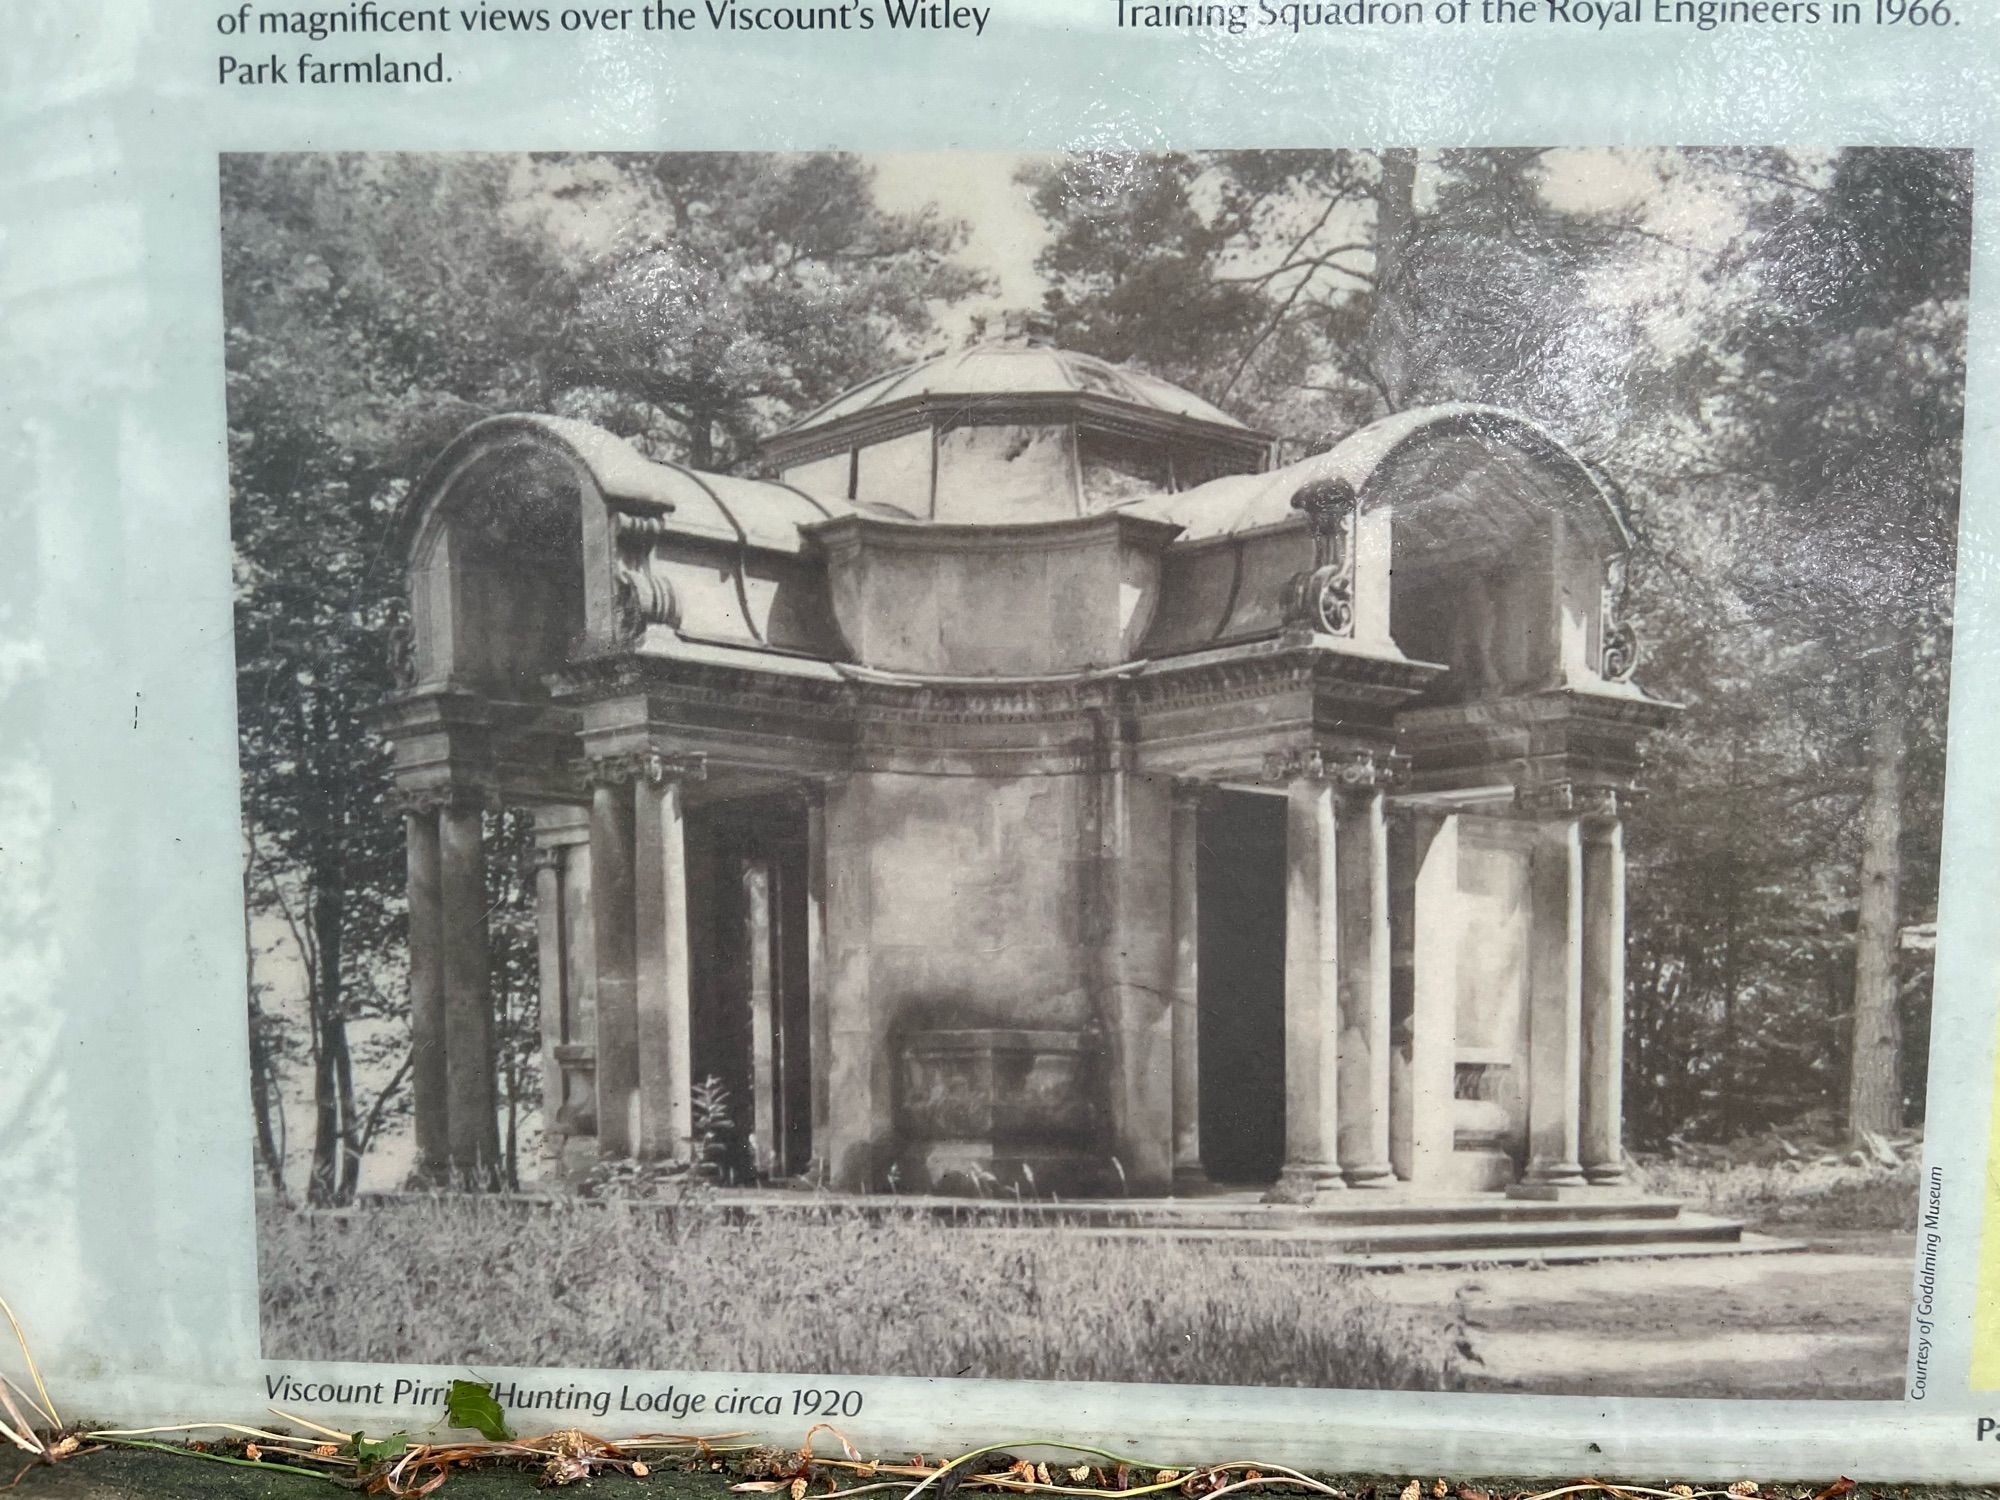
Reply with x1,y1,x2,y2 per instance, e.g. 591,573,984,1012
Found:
4,0,1999,1477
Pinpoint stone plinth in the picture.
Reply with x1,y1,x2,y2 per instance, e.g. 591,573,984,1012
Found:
894,1028,1100,1195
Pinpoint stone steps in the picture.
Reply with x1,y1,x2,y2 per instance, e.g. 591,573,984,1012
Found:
1329,1230,1806,1270
358,1187,1798,1266
716,1192,1798,1268
1054,1209,1763,1257
718,1190,1688,1233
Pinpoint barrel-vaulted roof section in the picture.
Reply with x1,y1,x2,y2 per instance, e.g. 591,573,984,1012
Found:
1123,404,1633,549
778,341,1254,438
399,413,886,558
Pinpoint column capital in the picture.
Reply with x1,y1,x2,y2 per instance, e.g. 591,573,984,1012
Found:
1263,745,1403,792
1514,781,1635,823
580,749,709,790
388,781,497,816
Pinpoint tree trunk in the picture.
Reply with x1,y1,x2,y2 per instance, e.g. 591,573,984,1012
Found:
1848,628,1912,1144
308,874,351,1205
308,1016,339,1204
243,854,289,1201
505,1048,520,1191
333,1014,361,1203
1366,148,1420,412
687,405,715,470
247,995,288,1201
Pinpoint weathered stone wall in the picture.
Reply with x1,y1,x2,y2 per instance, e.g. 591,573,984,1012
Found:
818,766,1176,1191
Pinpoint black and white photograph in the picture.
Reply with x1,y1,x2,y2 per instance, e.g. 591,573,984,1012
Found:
229,146,1967,1400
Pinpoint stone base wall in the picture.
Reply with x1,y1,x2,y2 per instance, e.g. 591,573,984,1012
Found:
821,767,1175,1191
893,1028,1105,1195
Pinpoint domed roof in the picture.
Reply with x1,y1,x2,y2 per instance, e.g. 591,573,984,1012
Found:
761,315,1272,523
765,312,1259,460
783,333,1251,438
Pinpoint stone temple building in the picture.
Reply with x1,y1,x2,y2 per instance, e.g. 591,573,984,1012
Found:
378,320,1676,1207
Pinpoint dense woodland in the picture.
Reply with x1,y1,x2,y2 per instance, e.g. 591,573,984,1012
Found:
223,148,1966,1203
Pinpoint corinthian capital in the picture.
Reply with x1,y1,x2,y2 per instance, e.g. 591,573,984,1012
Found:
1263,745,1403,791
1515,781,1632,822
387,781,495,815
580,749,709,789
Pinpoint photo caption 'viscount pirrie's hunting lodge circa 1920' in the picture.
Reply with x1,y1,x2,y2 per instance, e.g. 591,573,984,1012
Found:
375,312,1709,1249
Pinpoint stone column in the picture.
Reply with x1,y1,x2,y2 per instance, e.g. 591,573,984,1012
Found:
742,856,777,1177
633,759,698,1164
1336,783,1395,1187
805,786,832,1179
1095,759,1175,1195
532,840,567,1169
1271,767,1343,1202
1169,783,1204,1190
589,769,639,1159
1404,810,1461,1188
439,800,499,1183
822,779,882,1190
1518,803,1586,1191
1580,797,1628,1184
558,824,599,1151
403,803,449,1184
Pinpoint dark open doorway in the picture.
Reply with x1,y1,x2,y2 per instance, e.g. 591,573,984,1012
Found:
1196,789,1287,1184
688,796,814,1182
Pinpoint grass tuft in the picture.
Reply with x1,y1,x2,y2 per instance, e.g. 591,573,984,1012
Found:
1630,1156,1921,1233
259,1198,1465,1391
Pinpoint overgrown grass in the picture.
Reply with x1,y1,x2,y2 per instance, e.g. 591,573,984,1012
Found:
1631,1156,1921,1233
258,1198,1465,1391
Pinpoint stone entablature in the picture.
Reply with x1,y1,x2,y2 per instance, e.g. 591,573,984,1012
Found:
379,338,1674,1202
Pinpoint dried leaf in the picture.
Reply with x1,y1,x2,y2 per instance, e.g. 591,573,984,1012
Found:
1458,1489,1491,1500
1072,1468,1093,1483
547,1454,592,1486
634,1460,651,1477
733,1482,789,1491
793,1476,810,1499
1157,1472,1181,1485
1433,1483,1448,1498
1813,1482,1856,1500
1400,1482,1422,1500
1037,1463,1053,1487
245,1444,263,1461
1729,1485,1760,1497
1670,1489,1693,1497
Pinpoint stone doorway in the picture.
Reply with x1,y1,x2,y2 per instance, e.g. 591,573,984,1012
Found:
1195,790,1287,1185
689,797,815,1183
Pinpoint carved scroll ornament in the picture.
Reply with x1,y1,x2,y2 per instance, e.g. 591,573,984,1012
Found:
610,509,680,646
1281,477,1358,637
1601,554,1640,683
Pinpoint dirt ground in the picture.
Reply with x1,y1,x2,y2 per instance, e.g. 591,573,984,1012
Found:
1369,1230,1918,1400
